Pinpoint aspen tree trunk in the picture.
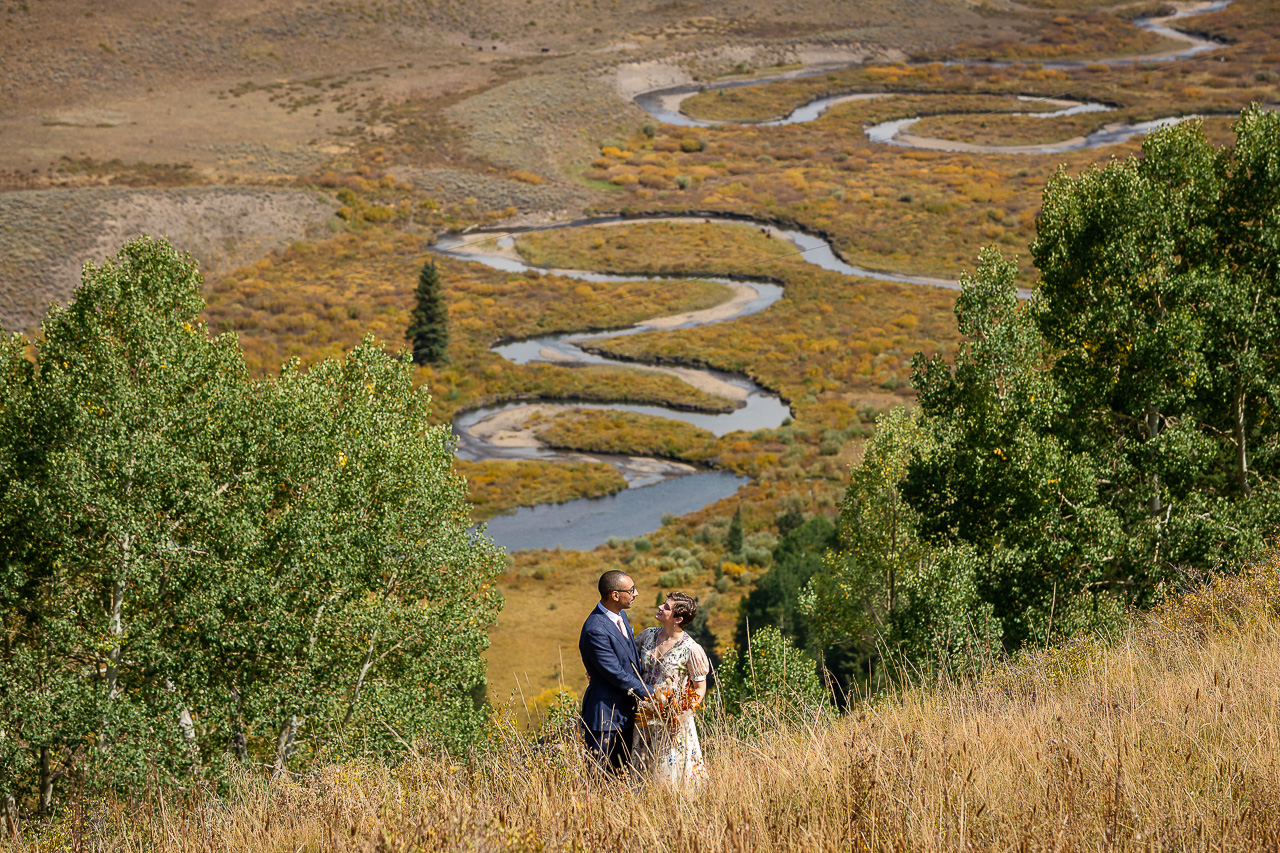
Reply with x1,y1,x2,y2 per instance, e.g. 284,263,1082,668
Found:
1146,404,1162,517
3,793,18,840
273,715,297,778
1145,403,1166,568
343,627,380,728
229,731,248,762
38,748,52,816
166,678,201,774
1233,386,1251,496
106,534,131,700
888,485,898,618
229,687,248,761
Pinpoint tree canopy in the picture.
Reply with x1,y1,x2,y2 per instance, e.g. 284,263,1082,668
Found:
808,106,1280,681
0,238,503,818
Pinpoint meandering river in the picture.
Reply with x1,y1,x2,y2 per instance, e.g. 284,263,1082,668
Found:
443,1,1229,551
635,1,1229,153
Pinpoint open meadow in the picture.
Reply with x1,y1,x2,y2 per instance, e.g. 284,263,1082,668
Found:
22,557,1280,851
3,0,1280,842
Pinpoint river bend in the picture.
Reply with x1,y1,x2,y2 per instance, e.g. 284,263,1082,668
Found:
446,1,1230,550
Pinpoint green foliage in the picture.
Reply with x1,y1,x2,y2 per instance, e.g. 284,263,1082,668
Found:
0,238,503,819
725,505,744,555
406,260,449,365
715,627,826,717
735,516,835,661
1030,106,1280,590
816,109,1280,680
807,408,1002,686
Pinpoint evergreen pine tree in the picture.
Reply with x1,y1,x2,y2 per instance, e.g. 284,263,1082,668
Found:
726,505,744,556
407,260,449,365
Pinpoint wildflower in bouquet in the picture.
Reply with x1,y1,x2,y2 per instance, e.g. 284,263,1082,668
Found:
636,677,703,730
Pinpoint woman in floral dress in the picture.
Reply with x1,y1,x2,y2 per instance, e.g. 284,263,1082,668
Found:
631,591,710,788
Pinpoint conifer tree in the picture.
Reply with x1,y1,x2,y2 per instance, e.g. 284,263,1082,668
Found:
407,260,449,365
726,506,744,556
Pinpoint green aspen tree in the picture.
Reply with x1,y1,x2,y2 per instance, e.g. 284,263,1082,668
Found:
3,237,254,804
1032,107,1280,586
904,248,1121,650
0,238,503,819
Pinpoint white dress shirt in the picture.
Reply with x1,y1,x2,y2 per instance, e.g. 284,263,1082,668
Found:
596,602,629,638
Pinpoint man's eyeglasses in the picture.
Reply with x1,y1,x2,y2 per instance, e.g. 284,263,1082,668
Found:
618,587,638,597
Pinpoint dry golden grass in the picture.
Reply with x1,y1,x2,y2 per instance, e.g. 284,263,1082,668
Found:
27,555,1280,851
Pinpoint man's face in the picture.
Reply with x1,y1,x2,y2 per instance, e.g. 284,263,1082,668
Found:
611,577,638,610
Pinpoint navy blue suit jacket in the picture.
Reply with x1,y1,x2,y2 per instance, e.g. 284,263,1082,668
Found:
579,605,648,732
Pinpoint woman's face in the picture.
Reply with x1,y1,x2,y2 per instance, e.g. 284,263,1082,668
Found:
655,598,677,627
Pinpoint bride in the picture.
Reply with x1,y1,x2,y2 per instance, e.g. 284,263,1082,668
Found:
631,591,710,787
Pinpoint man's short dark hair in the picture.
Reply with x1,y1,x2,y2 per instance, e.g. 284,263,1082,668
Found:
598,570,631,598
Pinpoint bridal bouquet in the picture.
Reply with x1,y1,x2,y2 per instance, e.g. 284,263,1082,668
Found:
635,679,702,730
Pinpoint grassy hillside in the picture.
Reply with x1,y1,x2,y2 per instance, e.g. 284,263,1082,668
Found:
32,554,1280,851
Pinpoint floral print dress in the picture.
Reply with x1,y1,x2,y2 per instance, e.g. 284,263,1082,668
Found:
631,627,710,788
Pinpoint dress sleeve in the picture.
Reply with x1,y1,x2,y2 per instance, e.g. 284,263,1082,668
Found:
686,642,710,682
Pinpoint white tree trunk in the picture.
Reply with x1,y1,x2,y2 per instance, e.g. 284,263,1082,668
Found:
106,534,131,700
38,748,52,816
273,715,297,778
343,627,380,728
1146,404,1162,517
166,678,201,774
1234,386,1251,497
3,792,18,841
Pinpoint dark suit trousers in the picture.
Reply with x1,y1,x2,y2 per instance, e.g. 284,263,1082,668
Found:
583,720,634,772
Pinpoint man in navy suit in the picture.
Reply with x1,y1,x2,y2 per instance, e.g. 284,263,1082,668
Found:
579,569,648,773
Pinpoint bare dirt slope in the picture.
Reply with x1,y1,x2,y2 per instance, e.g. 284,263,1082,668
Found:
0,186,335,331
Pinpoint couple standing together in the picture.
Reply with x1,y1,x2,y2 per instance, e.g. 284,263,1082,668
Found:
578,570,711,787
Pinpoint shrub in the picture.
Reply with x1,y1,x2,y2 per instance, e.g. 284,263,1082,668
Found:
659,566,698,588
713,627,827,717
362,205,395,223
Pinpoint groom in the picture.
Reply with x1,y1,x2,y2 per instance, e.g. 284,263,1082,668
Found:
579,569,648,773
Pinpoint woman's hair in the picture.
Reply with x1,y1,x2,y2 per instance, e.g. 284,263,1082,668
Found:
668,592,697,626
